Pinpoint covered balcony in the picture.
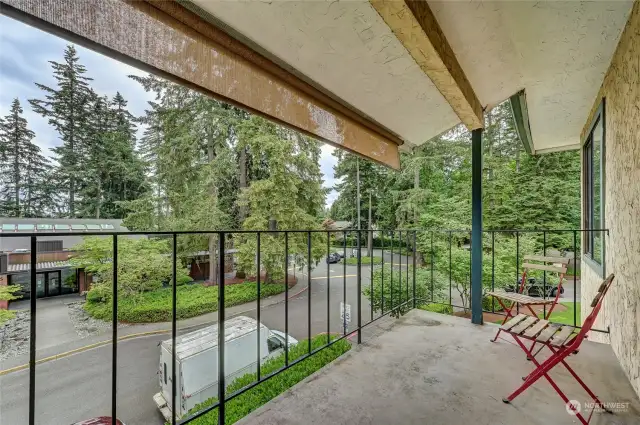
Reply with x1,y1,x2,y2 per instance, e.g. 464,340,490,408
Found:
0,1,638,425
236,309,640,425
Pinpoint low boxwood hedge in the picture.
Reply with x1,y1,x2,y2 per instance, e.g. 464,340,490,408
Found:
84,282,286,323
182,334,351,425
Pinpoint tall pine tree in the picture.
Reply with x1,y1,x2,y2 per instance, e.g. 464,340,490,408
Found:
30,45,93,217
0,99,51,217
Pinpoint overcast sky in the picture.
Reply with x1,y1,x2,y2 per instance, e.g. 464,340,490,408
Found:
0,15,339,208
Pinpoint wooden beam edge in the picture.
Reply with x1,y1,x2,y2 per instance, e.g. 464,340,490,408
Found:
370,0,484,130
146,0,406,147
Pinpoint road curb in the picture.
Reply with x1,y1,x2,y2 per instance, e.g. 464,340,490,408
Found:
0,285,310,376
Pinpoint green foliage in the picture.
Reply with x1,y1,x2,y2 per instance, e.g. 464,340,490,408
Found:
182,335,351,425
363,266,447,318
0,285,20,324
0,99,52,217
330,100,581,252
419,303,453,315
332,235,410,250
341,257,382,265
330,151,388,229
72,236,192,299
236,116,326,282
548,302,581,326
84,282,285,323
0,284,22,302
0,309,16,324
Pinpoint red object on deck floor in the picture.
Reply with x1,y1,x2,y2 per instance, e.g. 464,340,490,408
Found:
500,274,615,425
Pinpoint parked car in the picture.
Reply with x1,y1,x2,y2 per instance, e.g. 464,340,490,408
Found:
72,418,125,425
326,252,342,264
154,316,297,421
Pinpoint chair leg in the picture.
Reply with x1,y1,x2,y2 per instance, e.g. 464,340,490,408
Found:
503,337,567,402
491,299,513,342
505,343,594,425
546,346,610,411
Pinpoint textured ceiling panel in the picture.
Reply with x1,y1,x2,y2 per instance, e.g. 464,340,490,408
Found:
430,0,634,152
190,0,461,146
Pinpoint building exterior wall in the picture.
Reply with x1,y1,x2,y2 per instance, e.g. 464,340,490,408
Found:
580,1,639,398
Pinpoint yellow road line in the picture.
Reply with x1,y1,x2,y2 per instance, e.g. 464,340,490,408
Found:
0,329,171,377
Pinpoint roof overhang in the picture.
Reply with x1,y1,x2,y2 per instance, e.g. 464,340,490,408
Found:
1,0,634,161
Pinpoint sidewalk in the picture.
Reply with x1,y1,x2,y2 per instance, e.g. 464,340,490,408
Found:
0,280,308,373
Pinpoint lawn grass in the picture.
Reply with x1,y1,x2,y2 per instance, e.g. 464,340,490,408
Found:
341,256,382,265
547,302,581,326
84,282,286,323
492,302,581,326
184,334,351,425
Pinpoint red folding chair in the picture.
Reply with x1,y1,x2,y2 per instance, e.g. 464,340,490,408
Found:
488,255,570,348
500,273,615,425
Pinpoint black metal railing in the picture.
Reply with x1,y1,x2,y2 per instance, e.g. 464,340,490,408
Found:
413,229,609,334
0,229,418,425
0,227,606,425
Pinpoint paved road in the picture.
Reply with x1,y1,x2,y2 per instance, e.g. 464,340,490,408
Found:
0,261,406,425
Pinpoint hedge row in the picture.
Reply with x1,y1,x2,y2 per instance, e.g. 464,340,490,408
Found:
183,334,351,425
84,282,286,323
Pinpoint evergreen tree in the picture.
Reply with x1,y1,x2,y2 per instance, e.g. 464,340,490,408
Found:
122,74,236,283
78,92,147,218
0,99,51,217
236,116,326,282
30,45,93,217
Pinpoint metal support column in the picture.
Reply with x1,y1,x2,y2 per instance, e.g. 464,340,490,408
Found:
471,128,484,325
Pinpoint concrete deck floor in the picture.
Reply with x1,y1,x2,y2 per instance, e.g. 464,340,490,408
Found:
237,310,640,425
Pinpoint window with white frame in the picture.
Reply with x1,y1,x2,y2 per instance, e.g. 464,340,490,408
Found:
583,100,605,266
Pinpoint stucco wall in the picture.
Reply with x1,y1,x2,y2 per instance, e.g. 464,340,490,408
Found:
580,1,640,398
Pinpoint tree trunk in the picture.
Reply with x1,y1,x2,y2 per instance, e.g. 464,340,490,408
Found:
13,133,20,216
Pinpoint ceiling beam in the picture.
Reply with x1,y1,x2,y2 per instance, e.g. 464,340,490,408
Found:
370,0,484,130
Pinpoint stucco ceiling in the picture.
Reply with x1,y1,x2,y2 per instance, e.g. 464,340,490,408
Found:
190,0,633,152
189,0,461,147
430,0,634,152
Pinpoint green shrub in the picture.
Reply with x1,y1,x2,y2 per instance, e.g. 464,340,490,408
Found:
0,309,16,324
419,303,453,315
71,236,192,299
182,334,351,425
84,282,286,323
363,266,448,318
176,274,193,286
0,284,21,302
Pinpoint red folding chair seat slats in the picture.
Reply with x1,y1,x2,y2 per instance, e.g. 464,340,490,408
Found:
501,274,616,425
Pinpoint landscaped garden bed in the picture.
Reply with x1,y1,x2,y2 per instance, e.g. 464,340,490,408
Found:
85,282,286,323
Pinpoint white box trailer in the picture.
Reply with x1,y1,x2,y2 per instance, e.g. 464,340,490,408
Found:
153,316,297,421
